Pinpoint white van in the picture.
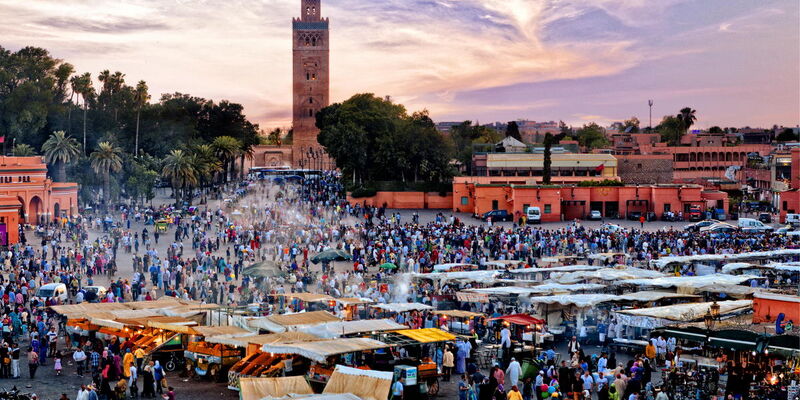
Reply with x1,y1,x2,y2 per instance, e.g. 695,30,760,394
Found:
35,283,69,304
786,214,800,227
738,218,773,232
526,206,541,224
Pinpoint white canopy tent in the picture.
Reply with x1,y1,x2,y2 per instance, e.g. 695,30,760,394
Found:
526,294,621,307
371,303,433,313
613,300,752,329
650,249,800,270
552,267,665,284
622,274,760,289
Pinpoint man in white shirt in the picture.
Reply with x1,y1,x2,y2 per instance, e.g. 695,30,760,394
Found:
392,377,405,400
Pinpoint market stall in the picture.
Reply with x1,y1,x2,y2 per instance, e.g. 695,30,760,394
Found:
297,319,407,339
184,325,253,380
372,328,456,398
322,365,393,400
239,376,314,400
247,311,342,333
225,332,320,391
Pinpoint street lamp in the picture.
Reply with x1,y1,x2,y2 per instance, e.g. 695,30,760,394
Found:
648,100,654,131
704,310,716,331
710,301,720,319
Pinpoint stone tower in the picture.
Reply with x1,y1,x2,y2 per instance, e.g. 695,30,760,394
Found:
292,0,330,169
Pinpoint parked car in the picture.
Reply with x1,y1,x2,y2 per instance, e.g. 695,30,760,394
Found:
481,210,512,222
775,225,795,234
627,211,642,221
34,283,69,304
526,207,541,224
82,285,107,303
738,217,773,232
688,207,703,221
700,222,739,233
601,223,624,233
786,213,800,227
588,210,602,220
683,219,721,232
758,212,772,223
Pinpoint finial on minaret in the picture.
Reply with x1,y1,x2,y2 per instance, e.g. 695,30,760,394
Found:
301,0,321,22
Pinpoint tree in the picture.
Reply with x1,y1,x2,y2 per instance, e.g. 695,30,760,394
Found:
708,126,724,134
542,131,566,185
211,136,242,183
776,128,798,142
12,143,35,156
505,121,522,141
89,141,123,205
126,160,158,204
657,115,683,145
576,122,609,150
266,128,283,145
70,72,94,153
677,107,697,133
622,117,640,133
41,130,82,182
317,93,453,183
162,149,198,206
133,80,150,155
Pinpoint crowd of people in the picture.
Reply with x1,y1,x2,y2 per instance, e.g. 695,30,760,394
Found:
0,171,796,400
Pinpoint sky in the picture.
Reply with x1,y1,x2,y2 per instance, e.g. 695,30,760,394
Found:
1,0,798,130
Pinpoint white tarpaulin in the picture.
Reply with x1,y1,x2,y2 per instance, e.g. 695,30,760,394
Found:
650,249,800,269
766,262,800,272
508,265,602,274
297,319,407,339
615,300,752,321
720,263,760,274
553,267,665,284
411,270,500,283
613,291,701,302
466,283,606,296
622,274,760,289
371,303,432,313
526,294,621,307
261,338,388,363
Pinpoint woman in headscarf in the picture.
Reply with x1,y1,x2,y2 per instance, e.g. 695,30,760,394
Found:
141,362,155,398
153,360,164,395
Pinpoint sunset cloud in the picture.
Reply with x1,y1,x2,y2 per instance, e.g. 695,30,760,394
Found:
0,0,796,129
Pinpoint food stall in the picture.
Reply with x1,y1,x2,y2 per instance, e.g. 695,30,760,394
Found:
334,297,374,320
297,319,407,339
184,325,253,380
239,376,314,400
129,316,199,371
372,328,456,398
430,310,483,334
260,337,389,392
323,365,393,400
224,332,319,391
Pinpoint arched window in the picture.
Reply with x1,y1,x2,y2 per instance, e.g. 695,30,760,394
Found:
697,153,703,162
306,6,311,15
309,97,313,104
690,153,696,162
306,73,310,80
309,109,313,117
312,37,316,46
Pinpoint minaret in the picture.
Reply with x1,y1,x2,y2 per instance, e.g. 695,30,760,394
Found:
292,0,330,169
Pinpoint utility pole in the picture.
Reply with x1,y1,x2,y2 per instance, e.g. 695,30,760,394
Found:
648,99,654,131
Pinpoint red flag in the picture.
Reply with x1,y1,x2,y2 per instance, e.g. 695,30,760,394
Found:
595,164,605,172
0,136,5,144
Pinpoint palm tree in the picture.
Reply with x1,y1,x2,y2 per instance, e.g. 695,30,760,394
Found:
12,143,36,157
677,107,697,134
238,143,254,180
90,141,123,206
211,136,242,183
133,81,150,156
162,149,199,206
71,72,94,153
41,131,82,182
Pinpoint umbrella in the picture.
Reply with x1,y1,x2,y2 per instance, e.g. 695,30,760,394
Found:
379,263,398,270
311,249,352,264
242,260,281,278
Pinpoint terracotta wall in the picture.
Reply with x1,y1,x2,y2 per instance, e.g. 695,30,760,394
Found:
753,297,800,324
347,192,453,209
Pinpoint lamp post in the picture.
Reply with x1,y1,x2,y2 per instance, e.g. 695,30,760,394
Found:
648,99,654,131
704,310,715,331
710,301,721,320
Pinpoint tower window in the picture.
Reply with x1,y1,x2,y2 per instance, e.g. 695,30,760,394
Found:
312,73,316,80
309,98,313,104
306,6,311,15
309,109,313,117
306,73,310,80
312,38,316,46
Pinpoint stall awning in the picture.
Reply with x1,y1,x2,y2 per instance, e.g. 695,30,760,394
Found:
335,297,374,306
488,314,545,326
394,328,455,343
766,335,800,355
260,338,388,363
432,310,484,319
190,325,251,337
298,319,407,339
371,303,433,313
707,329,762,351
323,365,393,400
278,293,335,303
248,311,341,333
655,327,709,342
239,376,313,400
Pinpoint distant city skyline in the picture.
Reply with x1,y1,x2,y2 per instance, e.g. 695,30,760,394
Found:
1,0,797,130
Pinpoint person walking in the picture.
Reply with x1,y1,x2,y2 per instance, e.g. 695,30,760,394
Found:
27,347,38,379
11,343,20,378
505,358,522,388
73,347,87,376
443,347,455,381
392,376,405,400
